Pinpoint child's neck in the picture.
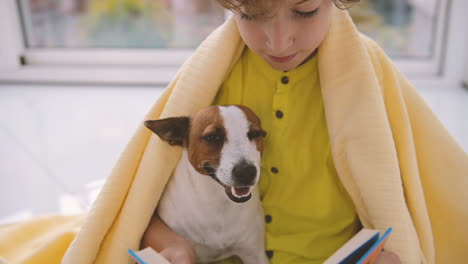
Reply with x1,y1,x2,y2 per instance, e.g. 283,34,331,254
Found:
285,48,318,72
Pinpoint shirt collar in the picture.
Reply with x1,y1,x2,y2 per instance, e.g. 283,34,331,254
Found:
247,48,318,84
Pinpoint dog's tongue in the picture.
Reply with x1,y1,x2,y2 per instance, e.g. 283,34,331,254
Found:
223,185,253,203
233,186,250,196
224,186,251,197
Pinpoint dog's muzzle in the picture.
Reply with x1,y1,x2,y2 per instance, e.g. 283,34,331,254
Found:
204,161,257,203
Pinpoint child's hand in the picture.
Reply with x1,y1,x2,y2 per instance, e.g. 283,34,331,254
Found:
159,239,196,264
375,251,401,264
141,214,196,264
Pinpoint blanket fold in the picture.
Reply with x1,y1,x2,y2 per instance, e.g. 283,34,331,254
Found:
0,215,84,264
1,7,466,264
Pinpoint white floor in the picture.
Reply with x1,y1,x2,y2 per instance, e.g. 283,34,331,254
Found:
0,83,467,224
0,84,164,224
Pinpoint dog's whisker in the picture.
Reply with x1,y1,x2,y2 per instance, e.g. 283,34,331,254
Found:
202,163,219,176
204,164,218,170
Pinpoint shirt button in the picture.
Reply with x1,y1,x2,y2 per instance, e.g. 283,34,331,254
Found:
266,250,274,259
275,110,284,119
265,214,272,223
281,76,289,84
271,167,279,174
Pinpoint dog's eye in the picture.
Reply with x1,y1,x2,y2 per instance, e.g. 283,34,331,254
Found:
202,134,224,144
248,130,265,140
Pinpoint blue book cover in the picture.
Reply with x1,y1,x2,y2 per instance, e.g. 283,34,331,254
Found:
324,227,393,264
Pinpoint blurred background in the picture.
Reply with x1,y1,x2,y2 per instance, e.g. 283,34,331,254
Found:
0,0,467,223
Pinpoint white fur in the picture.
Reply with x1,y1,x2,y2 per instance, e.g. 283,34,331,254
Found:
157,106,269,264
217,106,262,187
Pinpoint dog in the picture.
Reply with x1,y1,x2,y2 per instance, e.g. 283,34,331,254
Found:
144,105,269,264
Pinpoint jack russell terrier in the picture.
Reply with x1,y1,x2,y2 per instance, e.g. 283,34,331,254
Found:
144,105,269,264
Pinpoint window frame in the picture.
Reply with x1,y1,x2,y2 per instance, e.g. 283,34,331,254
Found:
390,0,449,77
0,0,464,87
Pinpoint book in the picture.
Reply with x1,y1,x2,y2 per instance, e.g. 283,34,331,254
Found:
128,247,171,264
323,227,393,264
129,228,393,264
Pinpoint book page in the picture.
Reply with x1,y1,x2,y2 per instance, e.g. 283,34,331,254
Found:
323,229,379,264
357,227,393,264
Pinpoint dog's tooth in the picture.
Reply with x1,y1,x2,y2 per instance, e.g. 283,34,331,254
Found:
232,186,252,198
230,187,238,198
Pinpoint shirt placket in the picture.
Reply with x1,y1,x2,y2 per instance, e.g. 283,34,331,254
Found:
270,73,291,191
264,73,291,262
272,74,290,124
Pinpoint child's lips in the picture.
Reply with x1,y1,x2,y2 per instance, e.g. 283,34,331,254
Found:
268,53,297,63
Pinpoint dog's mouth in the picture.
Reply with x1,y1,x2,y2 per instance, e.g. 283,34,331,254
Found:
223,184,252,203
203,163,253,203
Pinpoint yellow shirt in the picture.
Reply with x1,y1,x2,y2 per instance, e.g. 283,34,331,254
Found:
212,48,360,264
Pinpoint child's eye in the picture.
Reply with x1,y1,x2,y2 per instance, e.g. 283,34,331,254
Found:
240,12,257,21
294,7,320,19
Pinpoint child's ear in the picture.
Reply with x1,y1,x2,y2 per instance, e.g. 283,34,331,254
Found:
144,117,190,147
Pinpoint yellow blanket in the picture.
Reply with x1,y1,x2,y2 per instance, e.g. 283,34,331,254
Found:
1,7,467,264
0,215,84,264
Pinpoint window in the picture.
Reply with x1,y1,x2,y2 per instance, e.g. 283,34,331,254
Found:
0,0,458,85
0,0,227,85
350,0,449,76
19,0,225,49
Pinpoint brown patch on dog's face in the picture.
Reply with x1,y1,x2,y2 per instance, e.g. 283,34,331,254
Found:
187,106,226,176
235,105,267,154
145,105,267,187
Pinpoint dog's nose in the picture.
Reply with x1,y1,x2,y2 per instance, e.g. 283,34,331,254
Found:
232,161,257,186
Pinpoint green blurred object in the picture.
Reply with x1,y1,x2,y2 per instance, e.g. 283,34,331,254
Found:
89,0,158,19
87,0,168,48
210,256,244,264
20,0,224,49
349,0,433,58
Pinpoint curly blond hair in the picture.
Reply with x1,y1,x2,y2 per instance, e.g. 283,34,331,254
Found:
215,0,360,14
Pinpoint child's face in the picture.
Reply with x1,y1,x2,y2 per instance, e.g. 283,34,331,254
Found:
233,0,333,71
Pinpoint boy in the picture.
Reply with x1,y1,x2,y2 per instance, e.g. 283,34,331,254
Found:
142,1,410,263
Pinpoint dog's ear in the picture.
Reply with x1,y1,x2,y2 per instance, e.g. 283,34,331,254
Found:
144,117,190,147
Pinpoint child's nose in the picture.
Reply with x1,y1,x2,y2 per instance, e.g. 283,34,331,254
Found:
265,17,294,53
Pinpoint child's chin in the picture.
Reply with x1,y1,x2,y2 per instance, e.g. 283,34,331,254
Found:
268,62,296,72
